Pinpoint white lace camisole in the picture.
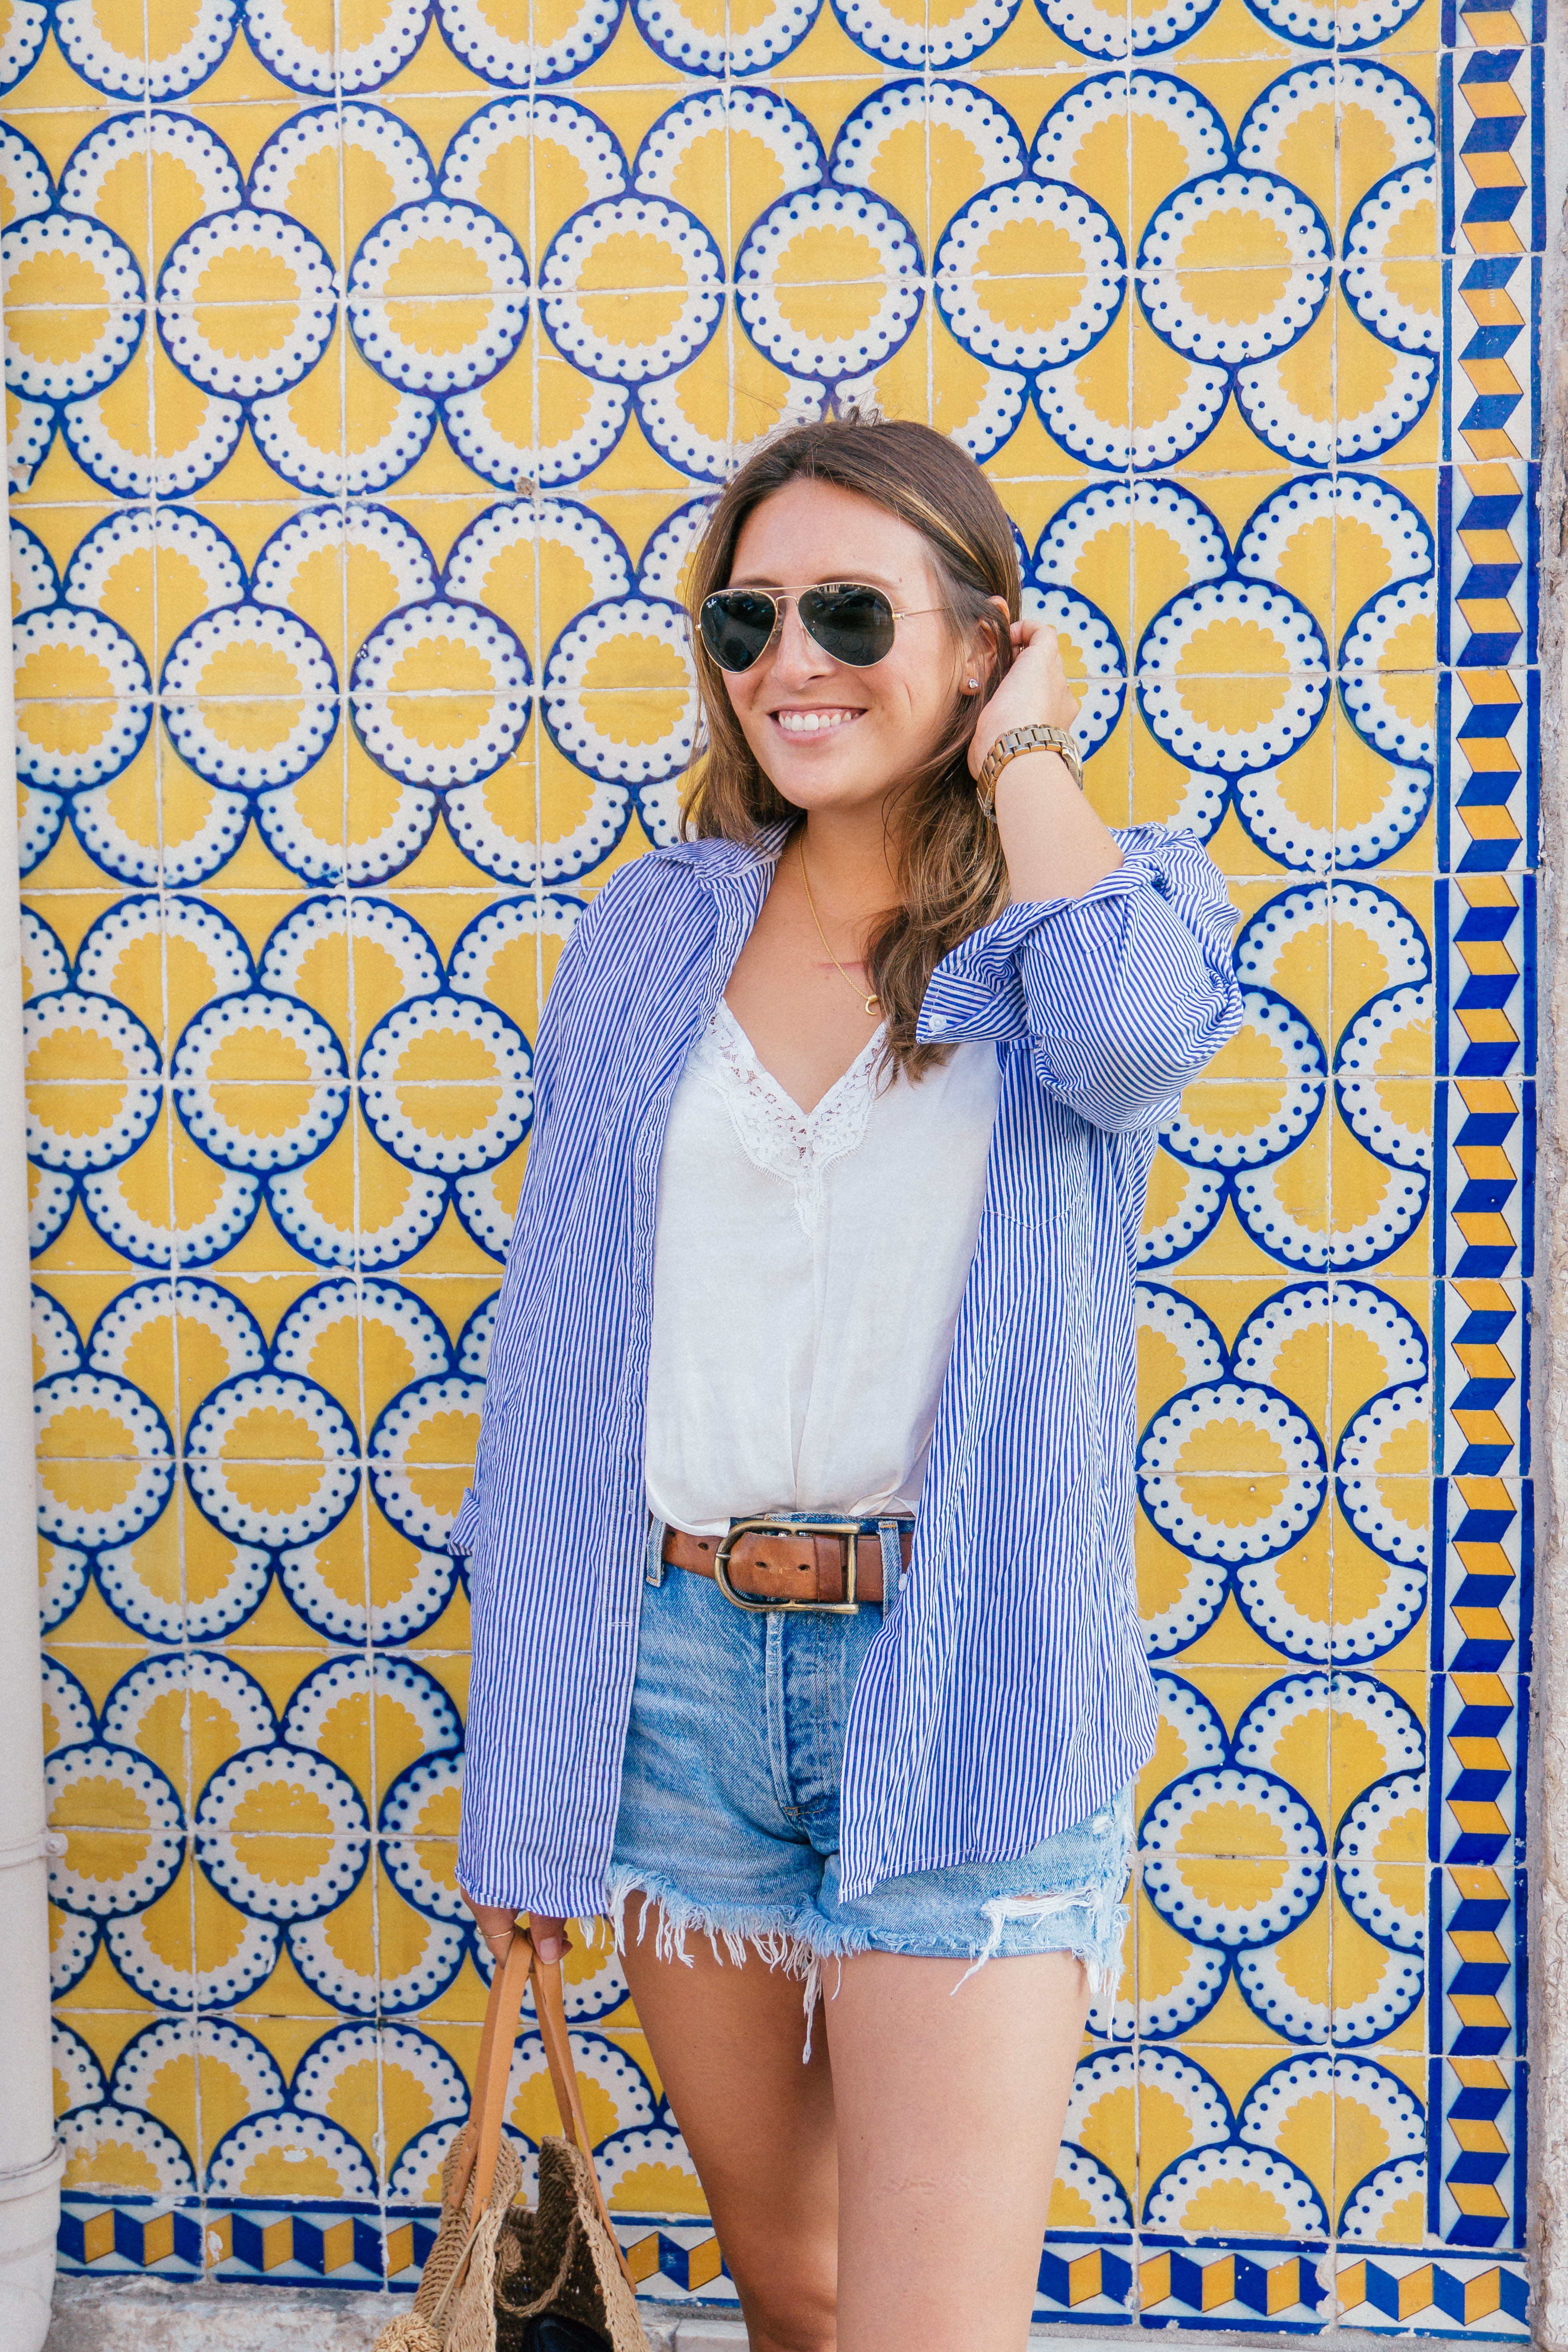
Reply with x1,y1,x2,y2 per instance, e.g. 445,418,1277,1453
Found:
643,998,1005,1538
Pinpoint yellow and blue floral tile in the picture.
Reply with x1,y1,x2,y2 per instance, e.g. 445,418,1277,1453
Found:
10,0,1536,2318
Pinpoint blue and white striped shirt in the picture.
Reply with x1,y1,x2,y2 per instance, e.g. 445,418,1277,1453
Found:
451,823,1241,1914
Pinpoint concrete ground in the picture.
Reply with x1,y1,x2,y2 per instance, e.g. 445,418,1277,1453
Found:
43,2275,709,2348
42,2276,1139,2348
42,2276,1405,2352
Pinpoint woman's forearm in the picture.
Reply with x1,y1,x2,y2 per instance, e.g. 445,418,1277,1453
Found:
992,747,1125,904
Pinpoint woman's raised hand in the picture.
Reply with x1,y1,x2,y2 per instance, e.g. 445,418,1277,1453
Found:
968,615,1080,780
461,1888,573,1968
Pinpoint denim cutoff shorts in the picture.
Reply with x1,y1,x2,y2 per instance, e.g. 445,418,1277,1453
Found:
607,1523,1133,2031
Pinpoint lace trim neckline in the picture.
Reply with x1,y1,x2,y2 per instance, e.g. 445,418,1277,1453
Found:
695,998,889,1209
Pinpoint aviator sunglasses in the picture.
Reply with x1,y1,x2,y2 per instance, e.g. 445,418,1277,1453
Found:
697,582,944,674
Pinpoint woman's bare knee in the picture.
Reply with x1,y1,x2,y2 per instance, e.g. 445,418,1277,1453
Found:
735,2281,837,2352
613,1927,838,2350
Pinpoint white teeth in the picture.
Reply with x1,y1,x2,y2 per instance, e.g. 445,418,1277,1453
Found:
777,709,855,734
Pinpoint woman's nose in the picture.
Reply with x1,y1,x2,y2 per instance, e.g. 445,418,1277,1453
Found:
769,596,833,683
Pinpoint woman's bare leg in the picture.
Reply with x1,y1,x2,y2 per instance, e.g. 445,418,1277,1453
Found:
623,1920,1088,2352
825,1947,1090,2352
620,1922,838,2352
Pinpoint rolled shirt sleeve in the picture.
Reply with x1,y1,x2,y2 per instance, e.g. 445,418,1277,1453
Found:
916,826,1242,1133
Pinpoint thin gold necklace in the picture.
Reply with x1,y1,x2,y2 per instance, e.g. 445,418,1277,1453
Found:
799,832,879,1018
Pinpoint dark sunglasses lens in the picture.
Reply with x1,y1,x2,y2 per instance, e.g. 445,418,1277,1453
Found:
799,586,897,667
700,591,777,671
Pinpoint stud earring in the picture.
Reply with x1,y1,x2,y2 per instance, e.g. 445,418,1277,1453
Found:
965,676,979,690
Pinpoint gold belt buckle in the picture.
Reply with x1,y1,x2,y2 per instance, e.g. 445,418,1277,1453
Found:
712,1517,863,1615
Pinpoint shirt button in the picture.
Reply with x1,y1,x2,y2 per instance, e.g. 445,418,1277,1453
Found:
929,1014,949,1033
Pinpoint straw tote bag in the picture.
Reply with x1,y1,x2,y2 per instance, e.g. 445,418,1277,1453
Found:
375,1926,653,2352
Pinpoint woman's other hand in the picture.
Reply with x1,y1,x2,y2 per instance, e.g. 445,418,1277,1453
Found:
461,1889,573,1967
528,1914,572,1964
968,615,1079,779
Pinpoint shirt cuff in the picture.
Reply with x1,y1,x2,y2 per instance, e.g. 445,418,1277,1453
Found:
917,851,1175,1043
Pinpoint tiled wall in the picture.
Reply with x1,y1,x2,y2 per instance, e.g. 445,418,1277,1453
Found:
4,0,1538,2326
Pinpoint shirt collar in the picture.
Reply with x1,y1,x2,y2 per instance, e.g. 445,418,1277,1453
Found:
653,819,793,886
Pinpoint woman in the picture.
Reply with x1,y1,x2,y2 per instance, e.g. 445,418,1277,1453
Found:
454,414,1240,2352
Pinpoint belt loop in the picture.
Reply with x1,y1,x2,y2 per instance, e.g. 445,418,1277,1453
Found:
645,1513,667,1588
877,1519,902,1615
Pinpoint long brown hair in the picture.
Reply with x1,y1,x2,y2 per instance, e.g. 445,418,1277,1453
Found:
682,412,1019,1080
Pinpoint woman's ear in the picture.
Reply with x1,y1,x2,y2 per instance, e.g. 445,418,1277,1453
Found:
964,597,1011,687
974,597,1013,689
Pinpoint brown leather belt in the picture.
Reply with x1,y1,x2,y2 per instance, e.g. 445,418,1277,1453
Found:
663,1518,913,1611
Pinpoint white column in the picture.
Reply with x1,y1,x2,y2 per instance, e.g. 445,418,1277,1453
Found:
0,461,62,2346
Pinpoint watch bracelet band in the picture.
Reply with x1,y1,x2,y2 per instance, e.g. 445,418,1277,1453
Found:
974,724,1083,818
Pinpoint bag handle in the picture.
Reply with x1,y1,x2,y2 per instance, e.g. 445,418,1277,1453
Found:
446,1921,637,2295
446,1923,533,2222
529,1931,633,2284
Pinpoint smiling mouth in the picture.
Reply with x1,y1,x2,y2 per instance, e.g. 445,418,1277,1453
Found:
772,708,863,735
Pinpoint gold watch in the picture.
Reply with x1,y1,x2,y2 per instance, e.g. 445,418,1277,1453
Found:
974,724,1083,818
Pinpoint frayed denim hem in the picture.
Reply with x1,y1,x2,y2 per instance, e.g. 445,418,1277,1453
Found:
603,1846,1130,2062
604,1866,871,2058
959,1812,1134,2001
958,1890,1129,2001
